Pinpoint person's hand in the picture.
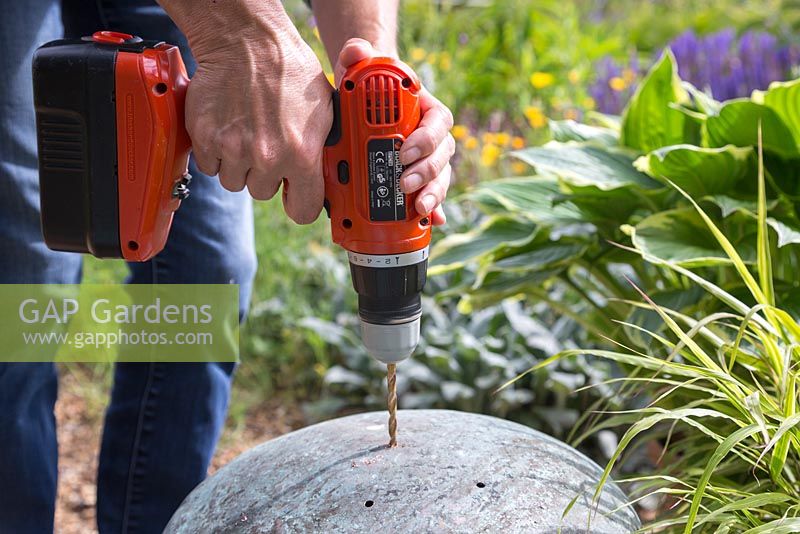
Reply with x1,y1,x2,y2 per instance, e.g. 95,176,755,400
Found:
336,39,455,226
179,6,333,224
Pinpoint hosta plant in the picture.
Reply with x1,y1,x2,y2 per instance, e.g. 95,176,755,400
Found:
529,144,800,532
431,49,800,355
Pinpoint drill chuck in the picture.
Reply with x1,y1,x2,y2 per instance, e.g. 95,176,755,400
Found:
347,247,428,363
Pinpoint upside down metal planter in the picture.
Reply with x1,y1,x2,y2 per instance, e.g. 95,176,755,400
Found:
166,409,640,533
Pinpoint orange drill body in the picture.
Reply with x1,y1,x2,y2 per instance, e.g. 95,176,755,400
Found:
114,42,191,261
323,57,430,256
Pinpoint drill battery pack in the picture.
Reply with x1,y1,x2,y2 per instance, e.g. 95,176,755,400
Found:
32,31,191,261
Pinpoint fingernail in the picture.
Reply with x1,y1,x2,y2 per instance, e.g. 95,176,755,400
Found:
420,194,436,213
402,173,423,192
401,147,421,165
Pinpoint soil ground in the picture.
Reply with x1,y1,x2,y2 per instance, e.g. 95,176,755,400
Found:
53,371,304,534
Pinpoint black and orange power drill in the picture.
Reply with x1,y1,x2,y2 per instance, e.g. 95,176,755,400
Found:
32,31,429,364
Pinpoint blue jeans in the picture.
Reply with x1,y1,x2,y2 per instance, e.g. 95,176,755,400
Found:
0,1,257,532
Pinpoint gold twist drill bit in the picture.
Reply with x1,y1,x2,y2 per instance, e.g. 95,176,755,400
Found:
387,363,398,447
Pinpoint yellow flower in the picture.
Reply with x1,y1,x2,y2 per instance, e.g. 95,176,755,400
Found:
511,161,528,174
530,71,555,89
565,109,579,121
609,76,627,92
451,124,469,140
325,72,335,87
582,97,596,110
464,136,479,150
511,136,526,149
495,132,511,146
439,52,452,72
480,143,502,167
482,132,496,144
568,69,580,85
524,106,547,129
410,47,426,62
427,52,438,64
623,68,636,84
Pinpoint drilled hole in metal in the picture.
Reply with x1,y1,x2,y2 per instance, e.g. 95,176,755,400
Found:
420,217,430,226
153,83,168,95
128,241,139,251
343,219,353,229
401,77,412,88
476,482,486,488
344,80,355,91
364,500,374,507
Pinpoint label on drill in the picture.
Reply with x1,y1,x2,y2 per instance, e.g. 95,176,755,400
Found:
367,138,405,221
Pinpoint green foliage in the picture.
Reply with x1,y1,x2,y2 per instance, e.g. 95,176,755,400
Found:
435,47,800,529
621,51,690,152
543,151,800,532
434,52,800,354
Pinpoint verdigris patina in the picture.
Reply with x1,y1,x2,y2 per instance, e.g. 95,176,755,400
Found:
166,410,639,533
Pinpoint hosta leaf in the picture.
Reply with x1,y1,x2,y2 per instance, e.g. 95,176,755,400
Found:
752,78,800,148
701,196,799,247
682,81,722,115
625,208,733,267
703,100,798,158
429,216,537,274
634,144,752,196
510,142,659,191
488,241,586,272
621,49,690,152
466,177,583,224
549,119,618,146
766,218,800,247
458,268,564,311
560,183,656,227
704,195,758,217
475,240,586,288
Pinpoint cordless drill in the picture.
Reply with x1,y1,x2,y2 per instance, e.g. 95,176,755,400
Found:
32,32,429,387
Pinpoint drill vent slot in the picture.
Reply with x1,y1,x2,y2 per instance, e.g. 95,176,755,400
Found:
38,114,85,172
364,74,400,126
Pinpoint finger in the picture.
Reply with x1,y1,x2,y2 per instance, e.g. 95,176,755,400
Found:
400,89,454,165
191,149,221,177
415,163,451,216
282,173,325,225
430,205,446,226
245,171,282,201
217,158,250,192
334,38,374,84
400,133,455,194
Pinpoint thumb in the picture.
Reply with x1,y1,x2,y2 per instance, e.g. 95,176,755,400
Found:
334,38,375,85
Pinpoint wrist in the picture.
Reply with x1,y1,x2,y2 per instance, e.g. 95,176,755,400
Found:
158,0,303,61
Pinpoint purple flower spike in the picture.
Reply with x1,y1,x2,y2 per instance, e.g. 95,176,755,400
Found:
588,27,800,114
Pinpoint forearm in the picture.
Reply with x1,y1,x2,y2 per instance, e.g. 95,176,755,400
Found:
310,0,399,64
157,0,304,59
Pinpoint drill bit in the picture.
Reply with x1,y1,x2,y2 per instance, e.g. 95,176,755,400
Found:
387,363,398,447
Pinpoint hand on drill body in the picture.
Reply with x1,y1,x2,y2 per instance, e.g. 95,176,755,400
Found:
335,39,454,226
160,1,453,225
